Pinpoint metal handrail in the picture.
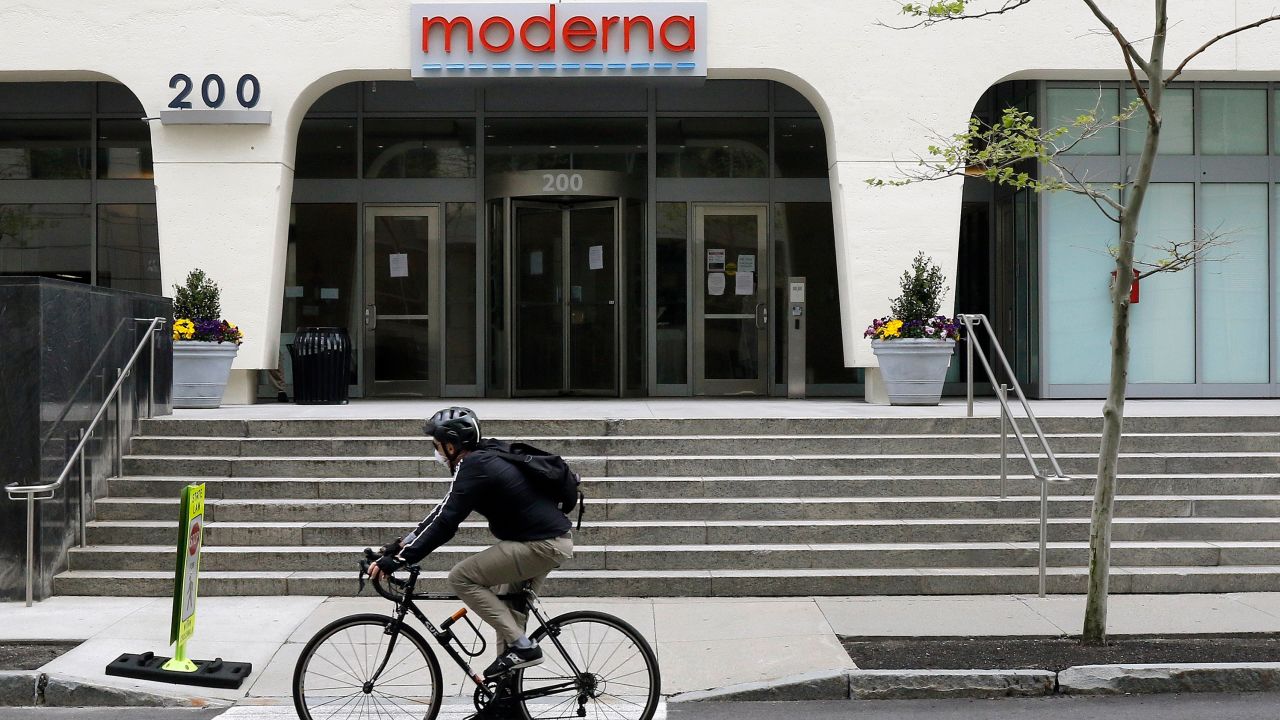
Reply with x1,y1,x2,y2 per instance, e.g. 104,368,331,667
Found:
5,316,167,606
960,313,1072,598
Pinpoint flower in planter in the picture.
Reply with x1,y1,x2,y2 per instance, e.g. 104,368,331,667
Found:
864,253,962,341
172,318,195,341
172,270,245,345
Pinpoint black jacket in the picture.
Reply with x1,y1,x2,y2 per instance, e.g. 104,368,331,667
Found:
399,448,571,563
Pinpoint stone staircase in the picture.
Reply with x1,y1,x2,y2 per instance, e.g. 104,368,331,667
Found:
53,415,1280,597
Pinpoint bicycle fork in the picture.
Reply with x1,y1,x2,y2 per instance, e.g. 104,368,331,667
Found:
365,606,414,692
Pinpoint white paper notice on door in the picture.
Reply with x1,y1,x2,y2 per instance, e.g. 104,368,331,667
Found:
706,248,726,272
589,245,604,270
530,251,544,276
708,272,726,296
737,254,756,273
735,271,755,295
389,253,409,278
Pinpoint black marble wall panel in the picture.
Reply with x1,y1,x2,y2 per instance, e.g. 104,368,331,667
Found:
0,277,172,601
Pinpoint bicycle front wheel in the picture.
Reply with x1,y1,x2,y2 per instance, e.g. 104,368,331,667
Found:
293,613,443,720
518,610,661,720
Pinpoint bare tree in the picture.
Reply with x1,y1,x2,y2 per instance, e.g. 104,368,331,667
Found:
874,1,1280,644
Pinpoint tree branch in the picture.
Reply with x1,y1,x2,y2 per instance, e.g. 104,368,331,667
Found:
1078,0,1153,77
879,0,1033,30
1167,14,1280,83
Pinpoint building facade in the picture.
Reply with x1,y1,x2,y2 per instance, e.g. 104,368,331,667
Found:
2,1,1279,400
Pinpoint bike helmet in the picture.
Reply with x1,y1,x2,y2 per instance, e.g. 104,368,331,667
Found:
424,406,481,451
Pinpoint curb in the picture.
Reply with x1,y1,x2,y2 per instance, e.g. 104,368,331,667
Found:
669,663,1280,702
0,671,230,708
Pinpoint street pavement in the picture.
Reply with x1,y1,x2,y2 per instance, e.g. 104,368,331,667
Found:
6,593,1280,707
2,694,1279,719
666,694,1280,719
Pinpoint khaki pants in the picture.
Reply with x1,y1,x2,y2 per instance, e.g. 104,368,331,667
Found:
448,535,573,653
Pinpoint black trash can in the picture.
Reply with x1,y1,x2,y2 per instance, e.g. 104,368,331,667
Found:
289,327,352,405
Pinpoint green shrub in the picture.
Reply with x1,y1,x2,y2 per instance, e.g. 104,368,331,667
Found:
889,252,947,322
173,269,222,321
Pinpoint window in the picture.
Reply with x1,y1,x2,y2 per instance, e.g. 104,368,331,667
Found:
97,119,153,179
363,119,476,179
655,202,688,385
1044,191,1116,384
295,119,357,179
0,119,91,179
0,204,92,282
657,118,769,178
1201,89,1267,155
774,118,828,178
1200,184,1269,382
1045,87,1119,155
484,118,646,175
1129,184,1195,383
1126,88,1193,155
97,204,160,294
775,203,855,384
444,202,477,386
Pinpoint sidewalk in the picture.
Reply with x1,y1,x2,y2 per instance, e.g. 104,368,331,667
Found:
5,593,1280,706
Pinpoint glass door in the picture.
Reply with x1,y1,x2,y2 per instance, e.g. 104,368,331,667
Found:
693,205,769,395
363,206,440,396
511,200,619,396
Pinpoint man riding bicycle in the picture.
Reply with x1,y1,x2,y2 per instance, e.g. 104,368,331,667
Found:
368,406,574,681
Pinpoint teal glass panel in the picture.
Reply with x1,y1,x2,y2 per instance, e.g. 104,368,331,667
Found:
1126,88,1193,155
1201,89,1267,155
1044,191,1117,384
1200,184,1269,382
1129,184,1195,383
1046,88,1119,155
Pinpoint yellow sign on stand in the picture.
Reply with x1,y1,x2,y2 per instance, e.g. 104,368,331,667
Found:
164,483,205,673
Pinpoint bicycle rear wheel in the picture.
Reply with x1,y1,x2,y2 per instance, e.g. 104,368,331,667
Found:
293,613,443,720
518,610,661,720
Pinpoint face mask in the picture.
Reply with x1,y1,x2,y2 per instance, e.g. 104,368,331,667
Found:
433,449,450,468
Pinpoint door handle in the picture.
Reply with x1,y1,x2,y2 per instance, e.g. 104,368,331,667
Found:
755,302,768,329
364,304,377,330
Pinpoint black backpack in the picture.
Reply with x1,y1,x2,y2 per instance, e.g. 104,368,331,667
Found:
479,439,585,529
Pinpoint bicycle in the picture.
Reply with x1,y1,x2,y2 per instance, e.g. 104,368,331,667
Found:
292,548,661,720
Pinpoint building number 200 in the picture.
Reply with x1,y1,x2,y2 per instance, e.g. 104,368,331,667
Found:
542,173,584,193
169,74,261,110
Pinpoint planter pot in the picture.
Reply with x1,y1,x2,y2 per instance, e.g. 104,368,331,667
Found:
173,340,239,409
871,338,956,406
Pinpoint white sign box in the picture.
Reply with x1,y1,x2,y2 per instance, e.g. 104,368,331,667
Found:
411,2,707,78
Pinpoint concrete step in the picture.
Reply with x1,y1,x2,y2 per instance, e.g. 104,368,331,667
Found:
84,516,1280,547
65,541,1280,573
126,432,1280,458
104,474,1280,500
89,495,1280,523
51,565,1280,597
118,452,1280,478
137,416,1280,438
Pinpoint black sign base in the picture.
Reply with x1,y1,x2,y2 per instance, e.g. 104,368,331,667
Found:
105,651,252,689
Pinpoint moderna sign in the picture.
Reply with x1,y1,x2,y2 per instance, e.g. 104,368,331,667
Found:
411,3,707,78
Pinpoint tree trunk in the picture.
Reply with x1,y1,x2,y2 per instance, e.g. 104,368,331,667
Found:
1081,0,1168,646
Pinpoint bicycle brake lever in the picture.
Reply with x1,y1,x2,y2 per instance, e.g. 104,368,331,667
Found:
358,548,378,594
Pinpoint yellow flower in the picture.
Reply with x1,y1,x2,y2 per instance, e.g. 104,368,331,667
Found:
882,319,903,338
172,318,195,341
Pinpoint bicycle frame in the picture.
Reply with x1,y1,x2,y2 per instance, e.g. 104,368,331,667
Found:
371,567,587,707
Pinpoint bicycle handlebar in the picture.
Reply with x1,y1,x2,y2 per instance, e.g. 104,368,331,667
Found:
359,546,415,602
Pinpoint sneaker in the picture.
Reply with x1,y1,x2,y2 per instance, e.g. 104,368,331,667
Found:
483,644,543,678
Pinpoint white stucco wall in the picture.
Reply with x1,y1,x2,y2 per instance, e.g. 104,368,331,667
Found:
1,1,1277,371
